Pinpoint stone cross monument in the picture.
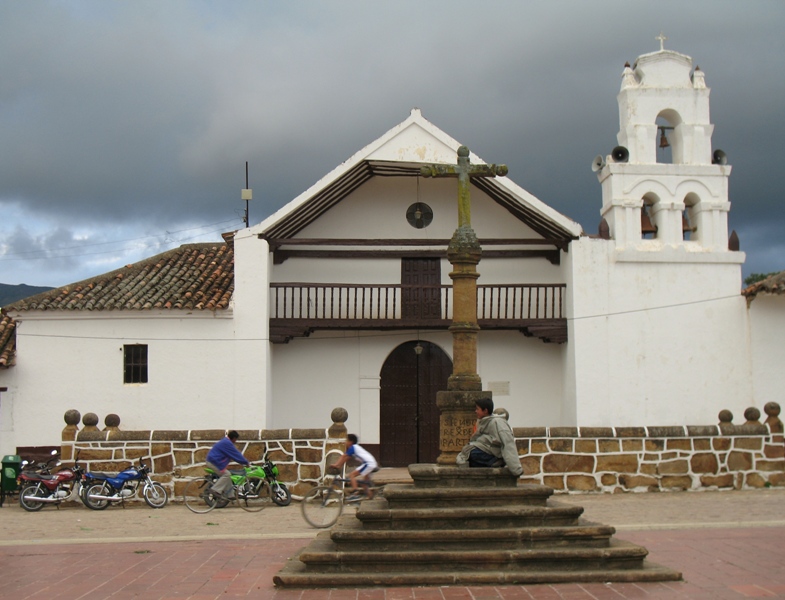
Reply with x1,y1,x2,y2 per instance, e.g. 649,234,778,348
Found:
420,146,508,465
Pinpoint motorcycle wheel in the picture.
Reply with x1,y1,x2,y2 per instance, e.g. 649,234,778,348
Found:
237,478,266,512
183,477,218,514
84,482,111,510
271,482,292,507
143,482,168,509
301,486,343,528
78,482,91,506
19,483,47,512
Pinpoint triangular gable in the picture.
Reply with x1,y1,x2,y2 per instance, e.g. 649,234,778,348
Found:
255,109,583,242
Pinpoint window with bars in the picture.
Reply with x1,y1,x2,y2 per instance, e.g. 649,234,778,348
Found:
123,344,148,384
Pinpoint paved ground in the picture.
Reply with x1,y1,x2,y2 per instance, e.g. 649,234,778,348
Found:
1,487,784,599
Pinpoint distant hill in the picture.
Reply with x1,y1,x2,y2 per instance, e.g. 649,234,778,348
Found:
0,283,54,308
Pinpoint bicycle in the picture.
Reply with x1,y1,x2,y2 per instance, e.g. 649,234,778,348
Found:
183,462,289,513
300,470,382,528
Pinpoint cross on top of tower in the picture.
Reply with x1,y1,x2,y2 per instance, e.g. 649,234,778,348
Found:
656,31,668,52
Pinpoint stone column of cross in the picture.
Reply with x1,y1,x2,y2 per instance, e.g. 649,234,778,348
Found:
420,146,507,464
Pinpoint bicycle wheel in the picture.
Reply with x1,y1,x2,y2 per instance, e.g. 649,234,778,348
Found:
237,478,266,512
19,483,46,512
301,486,343,528
183,477,217,514
271,482,292,507
143,482,168,509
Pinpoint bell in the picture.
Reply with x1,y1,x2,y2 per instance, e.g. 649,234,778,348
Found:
659,128,670,149
641,210,657,235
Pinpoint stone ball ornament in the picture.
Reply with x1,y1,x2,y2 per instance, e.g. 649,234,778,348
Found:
82,412,99,427
331,407,348,424
64,409,81,426
744,407,761,423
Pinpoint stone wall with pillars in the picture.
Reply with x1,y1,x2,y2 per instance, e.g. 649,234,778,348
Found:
58,403,783,499
515,404,784,492
60,407,350,500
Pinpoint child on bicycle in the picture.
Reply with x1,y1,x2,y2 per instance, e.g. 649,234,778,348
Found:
327,433,378,501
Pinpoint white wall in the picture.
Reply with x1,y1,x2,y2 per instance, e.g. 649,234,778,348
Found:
292,177,541,247
748,295,785,406
270,331,457,443
268,327,567,443
565,236,752,426
0,367,18,451
3,311,245,449
478,331,566,426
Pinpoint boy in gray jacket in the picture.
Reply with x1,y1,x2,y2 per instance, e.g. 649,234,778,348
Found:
456,398,523,476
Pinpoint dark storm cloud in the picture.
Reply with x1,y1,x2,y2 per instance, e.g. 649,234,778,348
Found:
0,1,783,285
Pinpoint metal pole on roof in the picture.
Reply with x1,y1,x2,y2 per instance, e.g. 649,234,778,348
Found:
241,162,252,228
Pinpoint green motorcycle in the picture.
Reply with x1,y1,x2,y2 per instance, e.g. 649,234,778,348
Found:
183,452,291,513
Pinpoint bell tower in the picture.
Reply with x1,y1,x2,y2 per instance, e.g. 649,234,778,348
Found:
595,36,737,256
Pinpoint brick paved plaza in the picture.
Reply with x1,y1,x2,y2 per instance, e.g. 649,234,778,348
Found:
1,489,784,599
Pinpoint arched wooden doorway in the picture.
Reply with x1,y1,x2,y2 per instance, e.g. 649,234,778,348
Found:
379,341,452,467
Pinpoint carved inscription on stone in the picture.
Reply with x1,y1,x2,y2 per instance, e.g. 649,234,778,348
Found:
440,411,476,451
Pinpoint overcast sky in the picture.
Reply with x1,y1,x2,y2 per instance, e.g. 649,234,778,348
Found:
1,1,783,287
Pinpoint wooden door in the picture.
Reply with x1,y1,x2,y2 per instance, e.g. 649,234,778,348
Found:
379,341,452,467
401,258,441,319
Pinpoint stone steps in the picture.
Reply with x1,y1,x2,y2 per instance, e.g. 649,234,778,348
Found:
295,536,649,572
330,514,616,550
273,464,682,588
356,499,585,529
382,482,553,508
274,559,681,587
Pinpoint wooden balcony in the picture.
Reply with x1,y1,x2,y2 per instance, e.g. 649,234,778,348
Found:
269,283,567,344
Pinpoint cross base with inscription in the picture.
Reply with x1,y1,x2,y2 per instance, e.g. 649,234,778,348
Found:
436,390,492,465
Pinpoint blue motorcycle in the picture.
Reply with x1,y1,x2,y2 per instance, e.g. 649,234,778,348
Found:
83,458,168,509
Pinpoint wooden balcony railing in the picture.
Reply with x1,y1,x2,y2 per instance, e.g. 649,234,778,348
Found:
269,283,567,343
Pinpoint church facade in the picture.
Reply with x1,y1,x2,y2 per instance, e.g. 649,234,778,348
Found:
1,45,780,466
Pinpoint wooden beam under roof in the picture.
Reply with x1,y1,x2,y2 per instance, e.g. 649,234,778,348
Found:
262,237,569,250
272,248,561,265
260,160,579,243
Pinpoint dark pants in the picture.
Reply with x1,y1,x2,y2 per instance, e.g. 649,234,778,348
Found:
468,447,501,468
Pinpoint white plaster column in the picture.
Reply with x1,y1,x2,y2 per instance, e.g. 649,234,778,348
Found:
650,200,685,245
692,201,731,250
232,230,272,428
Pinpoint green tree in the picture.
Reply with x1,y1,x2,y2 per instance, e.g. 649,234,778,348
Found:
744,272,780,287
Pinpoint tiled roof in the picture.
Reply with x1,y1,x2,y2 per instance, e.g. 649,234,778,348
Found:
6,242,234,313
742,271,785,300
0,312,15,368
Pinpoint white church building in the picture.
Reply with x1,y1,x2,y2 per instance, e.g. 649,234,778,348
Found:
1,45,781,466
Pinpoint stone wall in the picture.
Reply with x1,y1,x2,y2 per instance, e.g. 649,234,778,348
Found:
515,404,784,492
58,404,783,501
60,408,350,499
